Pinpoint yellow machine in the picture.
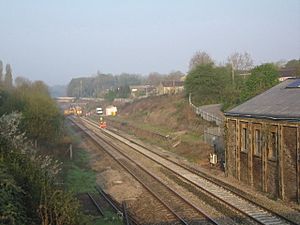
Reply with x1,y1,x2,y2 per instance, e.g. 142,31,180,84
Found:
63,109,71,116
75,106,82,116
63,106,82,116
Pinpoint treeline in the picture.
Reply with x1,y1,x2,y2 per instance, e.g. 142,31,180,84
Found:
185,52,300,110
66,52,300,109
0,78,62,145
67,70,184,98
185,63,279,110
0,61,81,225
0,60,13,89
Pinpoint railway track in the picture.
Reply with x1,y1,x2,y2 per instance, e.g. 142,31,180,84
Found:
80,117,299,225
70,117,221,225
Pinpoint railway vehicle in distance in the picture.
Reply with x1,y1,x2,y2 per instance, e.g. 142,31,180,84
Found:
75,106,83,116
96,107,103,115
63,106,83,116
99,116,107,128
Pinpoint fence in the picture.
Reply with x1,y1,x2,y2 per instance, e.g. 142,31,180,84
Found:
204,127,222,144
204,126,225,163
188,94,224,126
189,94,225,161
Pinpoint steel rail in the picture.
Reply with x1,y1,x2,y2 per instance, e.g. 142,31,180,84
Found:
87,192,105,216
83,117,297,225
77,120,230,224
95,186,121,214
122,202,130,225
80,118,226,224
70,118,192,225
95,186,140,225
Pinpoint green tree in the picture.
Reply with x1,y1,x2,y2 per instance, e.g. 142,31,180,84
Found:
241,63,279,101
0,79,63,145
104,89,117,102
0,60,3,84
4,64,13,89
116,85,130,98
185,64,231,105
0,113,80,225
22,94,62,145
66,72,144,98
285,59,300,76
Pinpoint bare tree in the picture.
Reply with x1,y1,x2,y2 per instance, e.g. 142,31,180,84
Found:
146,72,164,85
227,52,253,71
165,70,185,81
274,59,286,69
189,51,213,71
15,76,31,88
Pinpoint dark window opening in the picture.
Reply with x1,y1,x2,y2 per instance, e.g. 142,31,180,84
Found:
268,132,277,160
241,127,247,152
254,129,261,156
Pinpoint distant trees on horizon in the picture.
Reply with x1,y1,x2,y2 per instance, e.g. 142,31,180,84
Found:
74,50,289,111
0,60,13,89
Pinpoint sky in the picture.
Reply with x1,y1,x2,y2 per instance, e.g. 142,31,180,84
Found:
0,0,299,86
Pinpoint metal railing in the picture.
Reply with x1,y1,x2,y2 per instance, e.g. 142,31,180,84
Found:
189,94,224,126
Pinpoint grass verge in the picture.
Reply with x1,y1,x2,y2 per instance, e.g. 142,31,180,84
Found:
62,121,123,225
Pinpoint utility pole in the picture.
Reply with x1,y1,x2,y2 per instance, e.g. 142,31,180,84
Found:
69,144,73,160
231,62,235,85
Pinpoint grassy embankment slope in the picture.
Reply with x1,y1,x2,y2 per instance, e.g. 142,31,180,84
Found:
107,94,215,164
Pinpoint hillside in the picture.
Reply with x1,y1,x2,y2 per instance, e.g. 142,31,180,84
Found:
119,94,208,131
108,94,217,166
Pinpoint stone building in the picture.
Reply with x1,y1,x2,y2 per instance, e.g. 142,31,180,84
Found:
157,81,184,95
129,85,156,98
224,79,300,203
278,67,297,82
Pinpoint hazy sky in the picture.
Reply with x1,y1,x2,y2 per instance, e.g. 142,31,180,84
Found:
0,0,299,85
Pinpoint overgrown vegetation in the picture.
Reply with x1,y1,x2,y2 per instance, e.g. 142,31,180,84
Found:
63,125,123,225
0,113,80,225
0,79,63,145
185,63,280,110
240,63,279,102
0,64,81,225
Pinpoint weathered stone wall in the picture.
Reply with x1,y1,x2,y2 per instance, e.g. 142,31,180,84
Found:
240,152,248,184
253,156,262,191
225,117,300,203
266,160,278,198
226,120,236,177
282,126,297,202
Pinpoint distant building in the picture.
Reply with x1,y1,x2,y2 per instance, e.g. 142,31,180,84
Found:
225,79,300,203
55,96,76,103
106,105,117,116
130,85,156,97
158,81,184,95
278,68,297,82
180,75,187,81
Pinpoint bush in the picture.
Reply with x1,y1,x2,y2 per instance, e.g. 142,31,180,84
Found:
0,113,81,225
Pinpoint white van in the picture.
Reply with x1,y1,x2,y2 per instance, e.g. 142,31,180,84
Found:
96,107,103,115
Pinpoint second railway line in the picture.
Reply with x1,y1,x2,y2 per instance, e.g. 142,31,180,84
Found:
71,116,299,225
70,117,223,225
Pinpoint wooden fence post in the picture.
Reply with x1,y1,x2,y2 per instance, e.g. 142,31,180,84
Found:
69,144,73,160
